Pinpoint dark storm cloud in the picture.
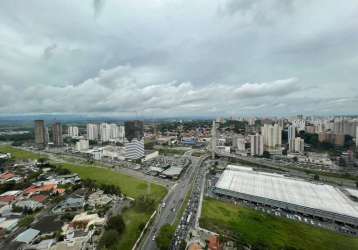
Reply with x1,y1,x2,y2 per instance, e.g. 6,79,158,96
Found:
0,0,357,116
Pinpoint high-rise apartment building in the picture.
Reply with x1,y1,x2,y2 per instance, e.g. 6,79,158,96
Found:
294,137,304,153
100,123,111,142
68,126,79,137
125,120,144,160
250,134,264,156
52,122,63,146
87,123,99,140
262,124,282,153
34,120,47,146
288,125,296,152
236,135,246,152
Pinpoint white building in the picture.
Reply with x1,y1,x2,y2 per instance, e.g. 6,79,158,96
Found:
67,126,79,137
294,137,304,153
292,119,305,131
125,138,145,160
100,123,111,142
75,139,89,152
237,135,246,152
108,124,125,142
262,124,282,153
250,134,263,156
288,125,296,152
86,124,99,140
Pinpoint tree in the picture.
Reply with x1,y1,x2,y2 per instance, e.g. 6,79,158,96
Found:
155,224,175,250
262,151,270,159
106,215,125,235
313,174,320,181
135,195,155,213
18,215,34,228
98,229,119,248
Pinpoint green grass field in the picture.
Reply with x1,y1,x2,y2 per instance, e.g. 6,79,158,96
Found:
0,146,42,160
62,163,167,201
200,198,358,250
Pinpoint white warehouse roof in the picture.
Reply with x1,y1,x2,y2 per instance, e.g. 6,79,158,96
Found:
216,165,358,219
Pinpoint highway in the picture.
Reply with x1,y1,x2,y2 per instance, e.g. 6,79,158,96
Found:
139,153,201,250
170,156,208,249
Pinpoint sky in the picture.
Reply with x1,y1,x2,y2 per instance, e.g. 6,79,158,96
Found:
0,0,358,118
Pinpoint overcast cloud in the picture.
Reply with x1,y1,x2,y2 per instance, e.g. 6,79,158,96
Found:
0,0,357,117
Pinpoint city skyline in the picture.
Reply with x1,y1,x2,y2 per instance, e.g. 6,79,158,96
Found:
0,1,358,117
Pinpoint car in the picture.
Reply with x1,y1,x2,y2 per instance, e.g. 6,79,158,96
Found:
152,235,156,241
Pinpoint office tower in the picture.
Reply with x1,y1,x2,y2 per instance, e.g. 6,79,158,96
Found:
250,134,264,156
125,120,144,142
87,123,99,140
34,120,46,146
125,120,144,160
262,124,282,152
68,126,79,137
100,123,111,142
288,125,296,152
52,122,63,146
294,137,304,153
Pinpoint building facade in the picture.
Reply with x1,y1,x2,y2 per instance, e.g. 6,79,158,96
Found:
86,123,99,140
250,134,264,156
52,122,63,146
124,120,144,160
34,120,46,146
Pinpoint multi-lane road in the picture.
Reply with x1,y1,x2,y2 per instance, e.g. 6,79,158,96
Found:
139,153,202,250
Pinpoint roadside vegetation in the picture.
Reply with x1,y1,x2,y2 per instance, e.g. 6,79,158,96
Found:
200,198,358,250
155,224,176,250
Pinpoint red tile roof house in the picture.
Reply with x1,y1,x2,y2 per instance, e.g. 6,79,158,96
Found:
24,184,57,196
31,195,48,203
0,190,22,205
0,172,15,183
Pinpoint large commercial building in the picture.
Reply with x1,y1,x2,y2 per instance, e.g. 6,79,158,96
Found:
52,122,63,146
250,134,263,156
124,120,144,160
214,165,358,226
34,120,47,146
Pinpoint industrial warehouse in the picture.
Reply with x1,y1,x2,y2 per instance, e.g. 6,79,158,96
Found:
213,165,358,226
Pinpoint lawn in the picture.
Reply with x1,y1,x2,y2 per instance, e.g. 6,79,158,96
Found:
200,198,358,250
61,163,168,250
0,146,42,160
62,163,167,201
